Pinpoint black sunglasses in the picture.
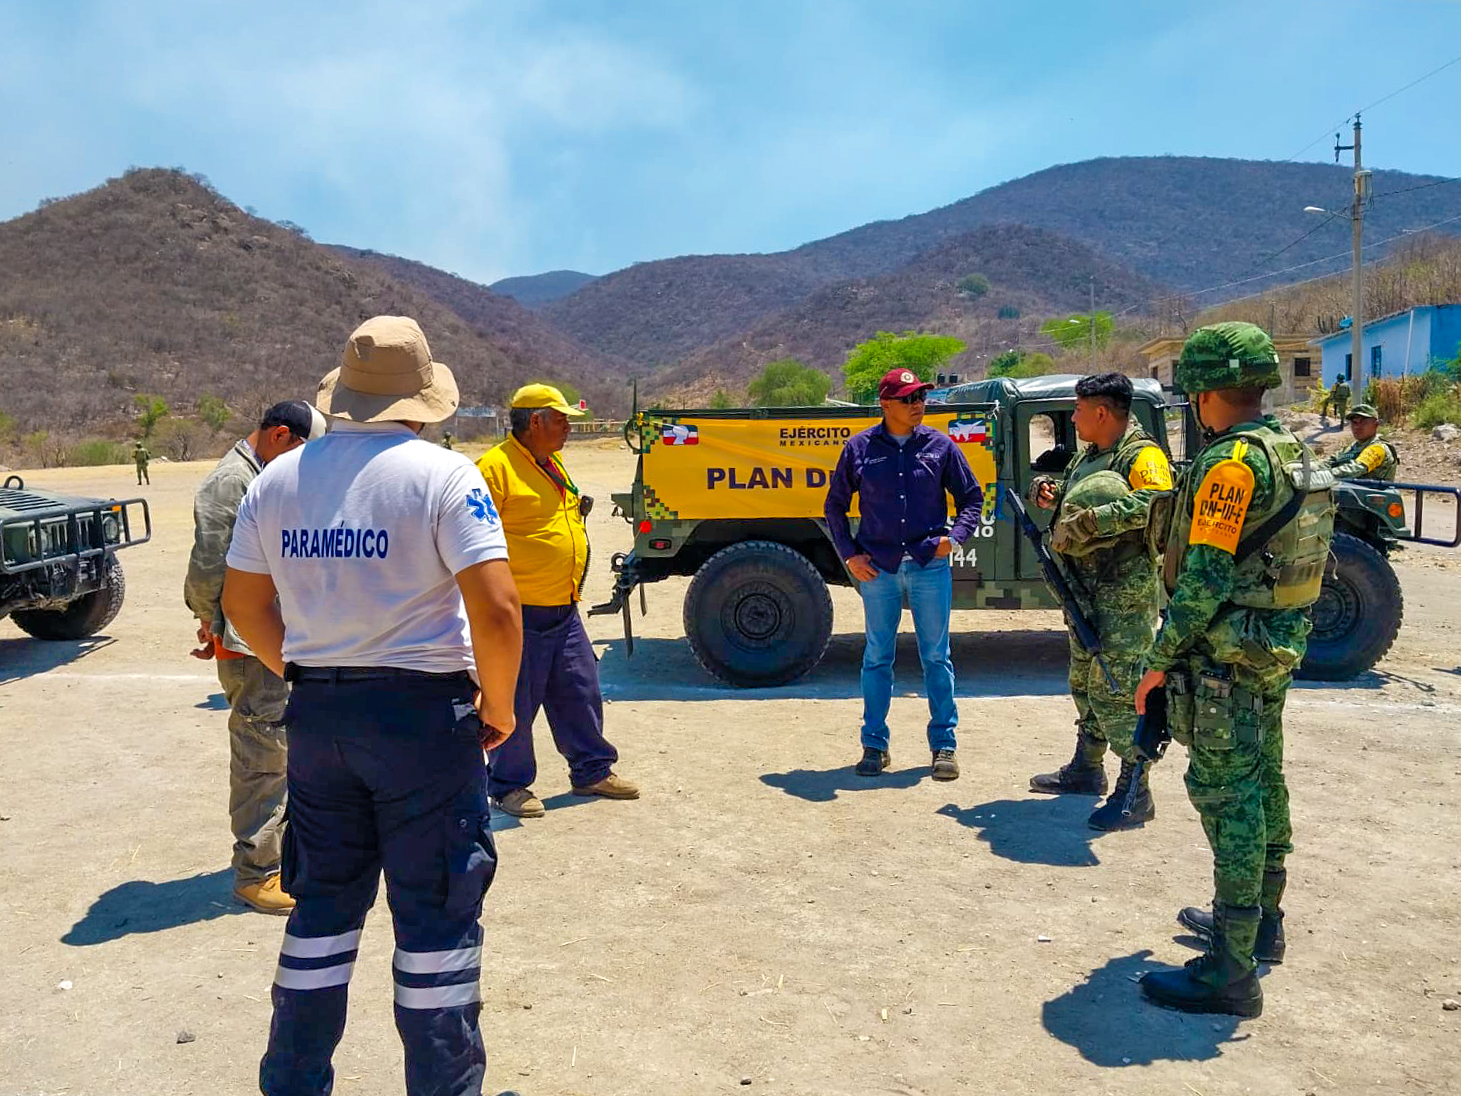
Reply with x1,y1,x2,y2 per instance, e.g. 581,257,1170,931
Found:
889,391,927,405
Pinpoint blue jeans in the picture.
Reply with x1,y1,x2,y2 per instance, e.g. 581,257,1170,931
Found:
857,556,957,753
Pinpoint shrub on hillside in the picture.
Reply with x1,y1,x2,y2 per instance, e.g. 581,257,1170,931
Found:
956,273,990,299
748,359,830,407
66,439,131,466
1412,386,1461,430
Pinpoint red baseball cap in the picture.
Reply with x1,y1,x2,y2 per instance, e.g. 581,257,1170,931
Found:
878,368,933,400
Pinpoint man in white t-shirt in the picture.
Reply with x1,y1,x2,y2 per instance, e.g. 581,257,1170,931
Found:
222,315,522,1096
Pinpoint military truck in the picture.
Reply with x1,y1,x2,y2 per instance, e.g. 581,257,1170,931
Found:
1,475,150,640
591,376,1458,686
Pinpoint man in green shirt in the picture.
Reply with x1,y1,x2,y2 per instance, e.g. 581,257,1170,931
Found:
1325,404,1398,481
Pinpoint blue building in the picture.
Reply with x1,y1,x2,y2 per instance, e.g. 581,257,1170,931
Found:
1309,304,1461,383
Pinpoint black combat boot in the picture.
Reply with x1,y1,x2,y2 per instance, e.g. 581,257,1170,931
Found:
1178,869,1287,964
1141,903,1264,1018
1030,725,1108,795
1086,759,1154,830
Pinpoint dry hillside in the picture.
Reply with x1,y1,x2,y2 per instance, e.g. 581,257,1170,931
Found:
0,169,628,439
650,225,1166,401
540,157,1461,370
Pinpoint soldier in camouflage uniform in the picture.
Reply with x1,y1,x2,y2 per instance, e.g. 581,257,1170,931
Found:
1028,373,1173,831
1135,323,1334,1018
1321,374,1351,422
184,401,324,914
1326,403,1399,481
133,441,150,485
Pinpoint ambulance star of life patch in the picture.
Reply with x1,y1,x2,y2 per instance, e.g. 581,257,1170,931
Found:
661,423,699,446
466,487,500,524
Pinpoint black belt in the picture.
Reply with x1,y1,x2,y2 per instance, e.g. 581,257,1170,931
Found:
284,664,472,685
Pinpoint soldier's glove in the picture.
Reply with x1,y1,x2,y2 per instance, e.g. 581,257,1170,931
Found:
1132,686,1170,763
1049,506,1100,556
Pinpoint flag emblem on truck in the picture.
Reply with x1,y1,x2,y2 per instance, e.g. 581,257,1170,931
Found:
661,423,700,446
948,418,989,444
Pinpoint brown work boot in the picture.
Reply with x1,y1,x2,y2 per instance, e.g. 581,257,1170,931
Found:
572,772,640,799
234,875,295,915
495,788,546,817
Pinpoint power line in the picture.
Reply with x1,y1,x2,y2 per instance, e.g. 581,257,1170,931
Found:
1242,208,1347,276
1372,175,1461,200
1279,48,1461,162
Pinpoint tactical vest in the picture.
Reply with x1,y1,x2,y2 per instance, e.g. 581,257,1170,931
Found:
1053,425,1160,566
1335,437,1399,481
1162,420,1335,610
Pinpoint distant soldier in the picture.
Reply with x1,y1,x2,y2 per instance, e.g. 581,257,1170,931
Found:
1135,322,1334,1018
1028,373,1172,831
442,431,456,451
132,441,150,485
1321,374,1351,422
1325,404,1398,481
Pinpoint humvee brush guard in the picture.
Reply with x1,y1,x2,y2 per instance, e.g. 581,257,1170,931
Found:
592,377,1458,686
1,475,151,641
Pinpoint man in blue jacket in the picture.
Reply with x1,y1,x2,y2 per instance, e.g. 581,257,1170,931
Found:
824,368,983,781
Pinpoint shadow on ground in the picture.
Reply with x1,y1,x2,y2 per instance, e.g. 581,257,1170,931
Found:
63,868,249,946
936,797,1107,867
1293,668,1437,694
1042,950,1246,1066
761,765,928,803
195,692,230,711
0,635,113,686
597,630,1068,702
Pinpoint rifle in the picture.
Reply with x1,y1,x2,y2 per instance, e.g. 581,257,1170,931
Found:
1126,685,1171,816
1005,486,1119,693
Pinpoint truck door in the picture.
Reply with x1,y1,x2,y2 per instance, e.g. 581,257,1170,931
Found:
1011,399,1077,581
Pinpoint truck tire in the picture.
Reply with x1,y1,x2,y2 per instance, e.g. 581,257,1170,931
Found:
12,555,127,641
1298,532,1402,681
683,540,833,687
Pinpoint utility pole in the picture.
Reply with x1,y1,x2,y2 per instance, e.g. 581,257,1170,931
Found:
1088,277,1096,363
1335,116,1372,383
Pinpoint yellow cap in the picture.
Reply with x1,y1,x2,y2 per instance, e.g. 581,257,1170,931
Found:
510,383,586,417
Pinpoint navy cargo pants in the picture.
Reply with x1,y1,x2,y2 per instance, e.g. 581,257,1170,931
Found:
259,668,497,1096
487,604,617,798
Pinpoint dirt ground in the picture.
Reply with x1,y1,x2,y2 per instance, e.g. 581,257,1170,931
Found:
2,441,1460,1096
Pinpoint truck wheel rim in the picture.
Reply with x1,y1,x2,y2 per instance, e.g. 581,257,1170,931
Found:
1310,578,1358,642
730,587,785,643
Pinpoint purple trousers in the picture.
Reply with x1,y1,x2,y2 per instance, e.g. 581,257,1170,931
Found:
487,604,618,798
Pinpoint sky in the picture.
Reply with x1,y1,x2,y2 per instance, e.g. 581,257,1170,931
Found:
3,0,1460,284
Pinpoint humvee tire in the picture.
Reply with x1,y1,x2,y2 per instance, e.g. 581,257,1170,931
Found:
683,540,833,687
1298,532,1402,681
11,555,127,641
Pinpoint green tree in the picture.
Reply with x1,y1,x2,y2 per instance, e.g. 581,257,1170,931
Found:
133,394,170,438
988,350,1055,379
0,409,16,445
708,388,735,409
1039,311,1114,352
197,394,230,431
956,273,991,299
997,306,1021,319
747,359,831,407
841,332,967,403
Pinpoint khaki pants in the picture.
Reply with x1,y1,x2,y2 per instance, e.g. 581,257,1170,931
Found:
216,656,289,886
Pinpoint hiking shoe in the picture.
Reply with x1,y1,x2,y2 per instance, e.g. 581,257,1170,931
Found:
234,875,295,915
855,747,890,777
931,748,960,781
495,788,546,817
572,773,640,799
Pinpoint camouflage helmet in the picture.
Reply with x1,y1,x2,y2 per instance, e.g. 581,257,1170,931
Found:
1345,402,1379,421
1175,322,1282,393
1061,469,1131,513
1051,470,1131,557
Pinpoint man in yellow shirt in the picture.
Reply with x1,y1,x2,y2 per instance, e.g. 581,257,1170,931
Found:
477,384,639,818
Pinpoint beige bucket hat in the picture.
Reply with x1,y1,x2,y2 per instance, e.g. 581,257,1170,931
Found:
316,316,460,424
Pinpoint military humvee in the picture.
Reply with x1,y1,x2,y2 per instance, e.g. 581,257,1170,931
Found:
1,475,150,640
591,376,1457,686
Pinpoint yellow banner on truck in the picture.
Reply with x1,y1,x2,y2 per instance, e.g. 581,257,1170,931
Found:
637,409,999,523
